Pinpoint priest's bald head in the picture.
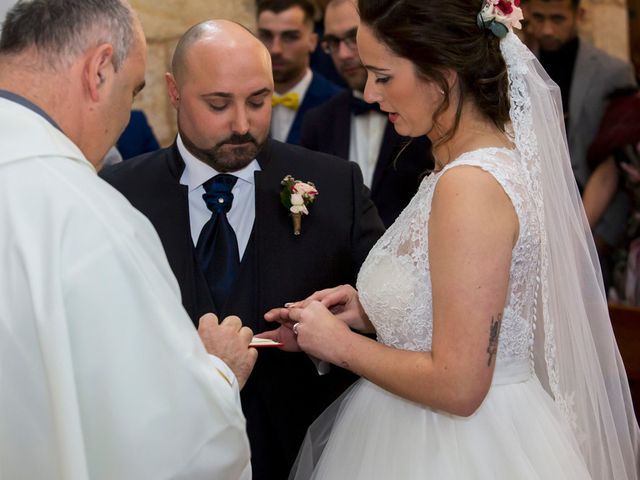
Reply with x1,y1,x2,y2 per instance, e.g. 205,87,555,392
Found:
0,0,147,168
166,20,274,173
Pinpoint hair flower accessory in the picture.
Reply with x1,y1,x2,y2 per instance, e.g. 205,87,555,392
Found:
477,0,523,38
280,175,318,235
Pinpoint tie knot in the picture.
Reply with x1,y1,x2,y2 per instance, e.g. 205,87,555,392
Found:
202,174,238,214
272,92,300,111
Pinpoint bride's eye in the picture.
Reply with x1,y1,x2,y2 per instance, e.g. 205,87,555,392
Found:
375,76,391,84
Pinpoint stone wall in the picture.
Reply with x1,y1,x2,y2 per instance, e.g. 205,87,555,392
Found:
130,0,257,146
129,0,631,147
581,0,631,62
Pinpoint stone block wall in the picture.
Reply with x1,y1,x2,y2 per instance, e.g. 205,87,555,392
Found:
581,0,631,62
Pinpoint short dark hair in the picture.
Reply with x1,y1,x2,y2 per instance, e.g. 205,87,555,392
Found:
0,0,136,72
257,0,316,25
358,0,511,147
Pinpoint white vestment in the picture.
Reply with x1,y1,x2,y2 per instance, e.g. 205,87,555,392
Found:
0,98,251,480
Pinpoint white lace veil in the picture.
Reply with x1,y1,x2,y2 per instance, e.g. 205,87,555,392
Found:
501,32,640,479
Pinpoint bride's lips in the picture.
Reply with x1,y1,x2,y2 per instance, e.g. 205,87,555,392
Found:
388,112,399,123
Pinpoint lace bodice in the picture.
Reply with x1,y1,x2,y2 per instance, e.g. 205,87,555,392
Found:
357,148,541,364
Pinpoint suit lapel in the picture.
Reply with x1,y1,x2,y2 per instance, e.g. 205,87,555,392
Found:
371,122,398,193
162,145,215,321
332,92,352,159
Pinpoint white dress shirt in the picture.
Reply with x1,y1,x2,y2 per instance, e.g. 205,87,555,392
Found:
178,134,260,259
270,68,313,143
349,90,387,188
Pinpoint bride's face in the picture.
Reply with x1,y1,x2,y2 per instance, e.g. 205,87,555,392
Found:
356,24,442,138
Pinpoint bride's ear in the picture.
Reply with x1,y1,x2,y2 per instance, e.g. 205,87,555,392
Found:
443,69,458,93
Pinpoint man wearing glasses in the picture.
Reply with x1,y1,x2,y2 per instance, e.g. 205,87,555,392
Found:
300,0,433,226
257,0,343,144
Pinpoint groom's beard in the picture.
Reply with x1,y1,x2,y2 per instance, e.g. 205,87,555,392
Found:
181,130,267,173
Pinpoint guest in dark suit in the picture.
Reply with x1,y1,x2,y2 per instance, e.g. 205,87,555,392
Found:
116,109,160,160
100,20,384,480
300,0,433,226
257,0,343,144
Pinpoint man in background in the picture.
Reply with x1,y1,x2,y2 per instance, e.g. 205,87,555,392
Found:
0,1,255,478
529,0,636,258
300,0,432,226
257,0,342,144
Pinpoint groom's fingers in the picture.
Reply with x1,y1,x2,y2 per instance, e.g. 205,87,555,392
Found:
254,329,280,340
264,307,291,322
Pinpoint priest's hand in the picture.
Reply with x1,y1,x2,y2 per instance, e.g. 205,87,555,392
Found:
198,313,257,389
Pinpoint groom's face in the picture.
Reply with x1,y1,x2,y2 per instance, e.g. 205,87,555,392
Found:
166,38,273,173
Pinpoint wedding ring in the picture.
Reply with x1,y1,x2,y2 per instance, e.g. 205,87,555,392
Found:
292,322,300,336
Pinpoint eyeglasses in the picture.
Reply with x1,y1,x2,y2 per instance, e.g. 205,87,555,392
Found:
320,28,358,55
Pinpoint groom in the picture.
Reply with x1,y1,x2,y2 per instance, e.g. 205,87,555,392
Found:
100,20,385,480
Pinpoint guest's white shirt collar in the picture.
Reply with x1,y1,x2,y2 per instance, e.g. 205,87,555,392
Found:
278,68,313,98
352,89,365,100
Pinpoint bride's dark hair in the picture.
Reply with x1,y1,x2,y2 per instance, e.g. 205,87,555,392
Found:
357,0,511,146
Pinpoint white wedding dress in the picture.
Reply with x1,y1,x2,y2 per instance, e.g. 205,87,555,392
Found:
291,147,592,479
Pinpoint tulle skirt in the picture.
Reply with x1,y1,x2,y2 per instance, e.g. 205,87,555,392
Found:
290,361,591,479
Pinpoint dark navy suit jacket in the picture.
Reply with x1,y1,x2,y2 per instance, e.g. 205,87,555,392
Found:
284,71,343,145
100,139,385,480
301,89,433,226
116,110,160,160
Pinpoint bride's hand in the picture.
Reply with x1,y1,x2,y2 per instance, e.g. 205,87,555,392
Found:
288,301,352,366
258,307,301,351
254,324,302,352
305,285,374,333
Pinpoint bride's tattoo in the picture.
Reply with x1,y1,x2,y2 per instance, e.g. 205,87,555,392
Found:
487,314,502,367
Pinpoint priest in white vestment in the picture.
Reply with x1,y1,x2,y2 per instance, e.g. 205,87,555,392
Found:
0,1,254,479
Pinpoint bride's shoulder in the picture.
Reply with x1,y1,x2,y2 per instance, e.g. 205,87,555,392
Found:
451,146,519,167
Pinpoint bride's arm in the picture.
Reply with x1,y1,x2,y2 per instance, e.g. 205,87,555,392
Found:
290,166,518,416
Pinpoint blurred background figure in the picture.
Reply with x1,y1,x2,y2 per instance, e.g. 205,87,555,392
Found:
300,0,433,226
582,87,640,303
528,0,636,280
117,109,160,159
256,0,343,144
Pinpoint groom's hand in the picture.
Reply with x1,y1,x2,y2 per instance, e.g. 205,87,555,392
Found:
260,308,302,352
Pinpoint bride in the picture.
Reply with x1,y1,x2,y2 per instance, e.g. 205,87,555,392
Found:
261,0,640,477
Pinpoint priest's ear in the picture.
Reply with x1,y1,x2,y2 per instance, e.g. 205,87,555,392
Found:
84,42,115,102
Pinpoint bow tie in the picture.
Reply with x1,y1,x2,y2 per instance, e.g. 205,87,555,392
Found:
272,92,300,111
350,96,382,116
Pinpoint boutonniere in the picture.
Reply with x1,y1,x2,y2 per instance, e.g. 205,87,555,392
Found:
280,175,318,235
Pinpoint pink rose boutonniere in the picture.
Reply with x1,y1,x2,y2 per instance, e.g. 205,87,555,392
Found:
280,175,318,235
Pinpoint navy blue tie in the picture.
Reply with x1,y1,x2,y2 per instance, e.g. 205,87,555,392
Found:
196,174,239,310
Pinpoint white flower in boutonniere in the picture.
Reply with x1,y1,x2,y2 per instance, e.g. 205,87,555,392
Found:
280,175,318,235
